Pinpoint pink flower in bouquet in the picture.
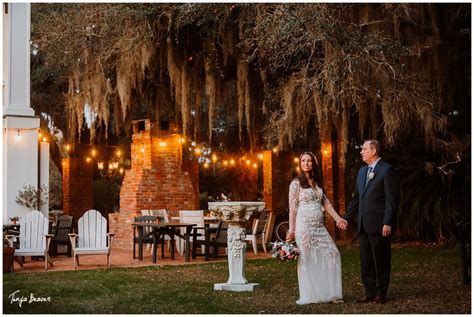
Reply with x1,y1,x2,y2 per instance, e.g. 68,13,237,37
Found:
271,241,299,261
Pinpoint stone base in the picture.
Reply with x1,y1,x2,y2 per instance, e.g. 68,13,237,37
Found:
214,283,259,292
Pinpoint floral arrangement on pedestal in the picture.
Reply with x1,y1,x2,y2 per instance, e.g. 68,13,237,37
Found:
270,241,300,261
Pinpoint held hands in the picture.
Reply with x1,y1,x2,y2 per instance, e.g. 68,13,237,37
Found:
337,219,348,230
382,225,392,237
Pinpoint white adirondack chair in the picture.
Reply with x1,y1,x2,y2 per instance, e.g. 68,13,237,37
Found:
7,210,54,270
68,209,114,269
178,210,205,256
245,209,270,254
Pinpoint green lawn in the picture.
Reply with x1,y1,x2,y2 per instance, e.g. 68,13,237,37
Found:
2,245,470,314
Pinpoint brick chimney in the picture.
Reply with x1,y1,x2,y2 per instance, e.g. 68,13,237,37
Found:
109,120,199,249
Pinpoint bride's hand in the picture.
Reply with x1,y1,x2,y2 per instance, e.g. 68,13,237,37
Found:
286,231,295,242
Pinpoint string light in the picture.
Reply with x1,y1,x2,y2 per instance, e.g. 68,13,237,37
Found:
203,162,209,168
272,147,278,153
42,137,47,142
91,149,97,157
119,168,124,174
212,154,217,163
252,163,258,169
116,150,121,157
194,148,202,155
223,160,228,166
294,157,299,163
230,159,235,166
258,153,264,160
246,160,251,165
86,157,91,163
65,144,71,152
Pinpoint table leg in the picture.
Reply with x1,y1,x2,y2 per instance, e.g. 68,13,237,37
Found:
152,228,158,263
170,230,175,260
138,227,144,261
171,232,175,259
185,226,192,262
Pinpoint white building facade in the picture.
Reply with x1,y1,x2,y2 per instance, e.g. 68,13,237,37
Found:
3,3,49,222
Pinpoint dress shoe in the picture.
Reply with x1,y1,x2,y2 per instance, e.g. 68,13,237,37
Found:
374,296,386,304
355,296,374,303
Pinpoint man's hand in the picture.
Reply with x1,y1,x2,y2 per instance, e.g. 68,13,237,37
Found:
382,225,392,237
337,219,348,230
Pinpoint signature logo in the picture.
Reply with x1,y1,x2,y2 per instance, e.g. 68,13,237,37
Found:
8,290,51,307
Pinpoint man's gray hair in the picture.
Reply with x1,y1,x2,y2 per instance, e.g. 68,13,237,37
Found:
364,139,380,155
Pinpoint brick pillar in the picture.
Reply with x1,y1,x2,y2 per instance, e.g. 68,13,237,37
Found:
109,120,199,249
62,157,93,224
263,150,295,242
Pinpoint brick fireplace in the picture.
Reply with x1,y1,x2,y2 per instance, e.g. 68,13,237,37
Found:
109,120,199,249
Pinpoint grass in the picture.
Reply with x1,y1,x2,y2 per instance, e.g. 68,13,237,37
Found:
2,245,471,314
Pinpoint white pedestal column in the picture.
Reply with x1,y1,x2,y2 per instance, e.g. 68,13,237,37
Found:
209,201,265,292
214,224,259,292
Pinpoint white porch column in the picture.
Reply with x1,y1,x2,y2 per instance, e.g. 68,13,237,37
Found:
39,141,50,213
3,3,41,222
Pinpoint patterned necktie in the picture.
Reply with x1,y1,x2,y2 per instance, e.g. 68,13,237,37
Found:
365,166,374,187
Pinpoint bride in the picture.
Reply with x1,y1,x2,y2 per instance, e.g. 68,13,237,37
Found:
286,151,345,304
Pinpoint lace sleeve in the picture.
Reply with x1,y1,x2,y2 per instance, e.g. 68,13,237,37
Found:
323,194,342,223
288,180,299,234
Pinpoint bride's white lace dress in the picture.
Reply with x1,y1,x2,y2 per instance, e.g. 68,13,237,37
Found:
289,180,343,304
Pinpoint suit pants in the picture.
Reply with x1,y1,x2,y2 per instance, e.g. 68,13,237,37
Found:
359,229,391,298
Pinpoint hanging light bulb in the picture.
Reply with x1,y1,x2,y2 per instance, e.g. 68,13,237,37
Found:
230,159,235,166
91,149,96,157
203,162,209,168
86,157,91,163
65,144,71,152
252,163,258,169
116,150,121,157
212,154,218,163
294,157,299,163
258,153,264,160
14,129,21,141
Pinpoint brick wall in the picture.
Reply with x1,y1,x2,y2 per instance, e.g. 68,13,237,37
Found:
62,157,93,225
110,120,199,249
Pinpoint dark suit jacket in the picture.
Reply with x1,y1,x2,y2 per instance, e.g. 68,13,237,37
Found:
344,159,399,234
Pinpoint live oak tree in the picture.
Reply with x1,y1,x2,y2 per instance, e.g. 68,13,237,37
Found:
30,3,470,241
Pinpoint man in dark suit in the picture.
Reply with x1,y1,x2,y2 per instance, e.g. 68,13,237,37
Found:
338,139,399,304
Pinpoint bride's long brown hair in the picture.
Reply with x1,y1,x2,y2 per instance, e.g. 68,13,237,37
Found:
296,151,321,189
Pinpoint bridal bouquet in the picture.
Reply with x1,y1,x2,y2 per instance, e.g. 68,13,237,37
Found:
270,241,300,261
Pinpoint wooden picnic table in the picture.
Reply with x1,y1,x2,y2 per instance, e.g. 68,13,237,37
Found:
131,222,196,263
